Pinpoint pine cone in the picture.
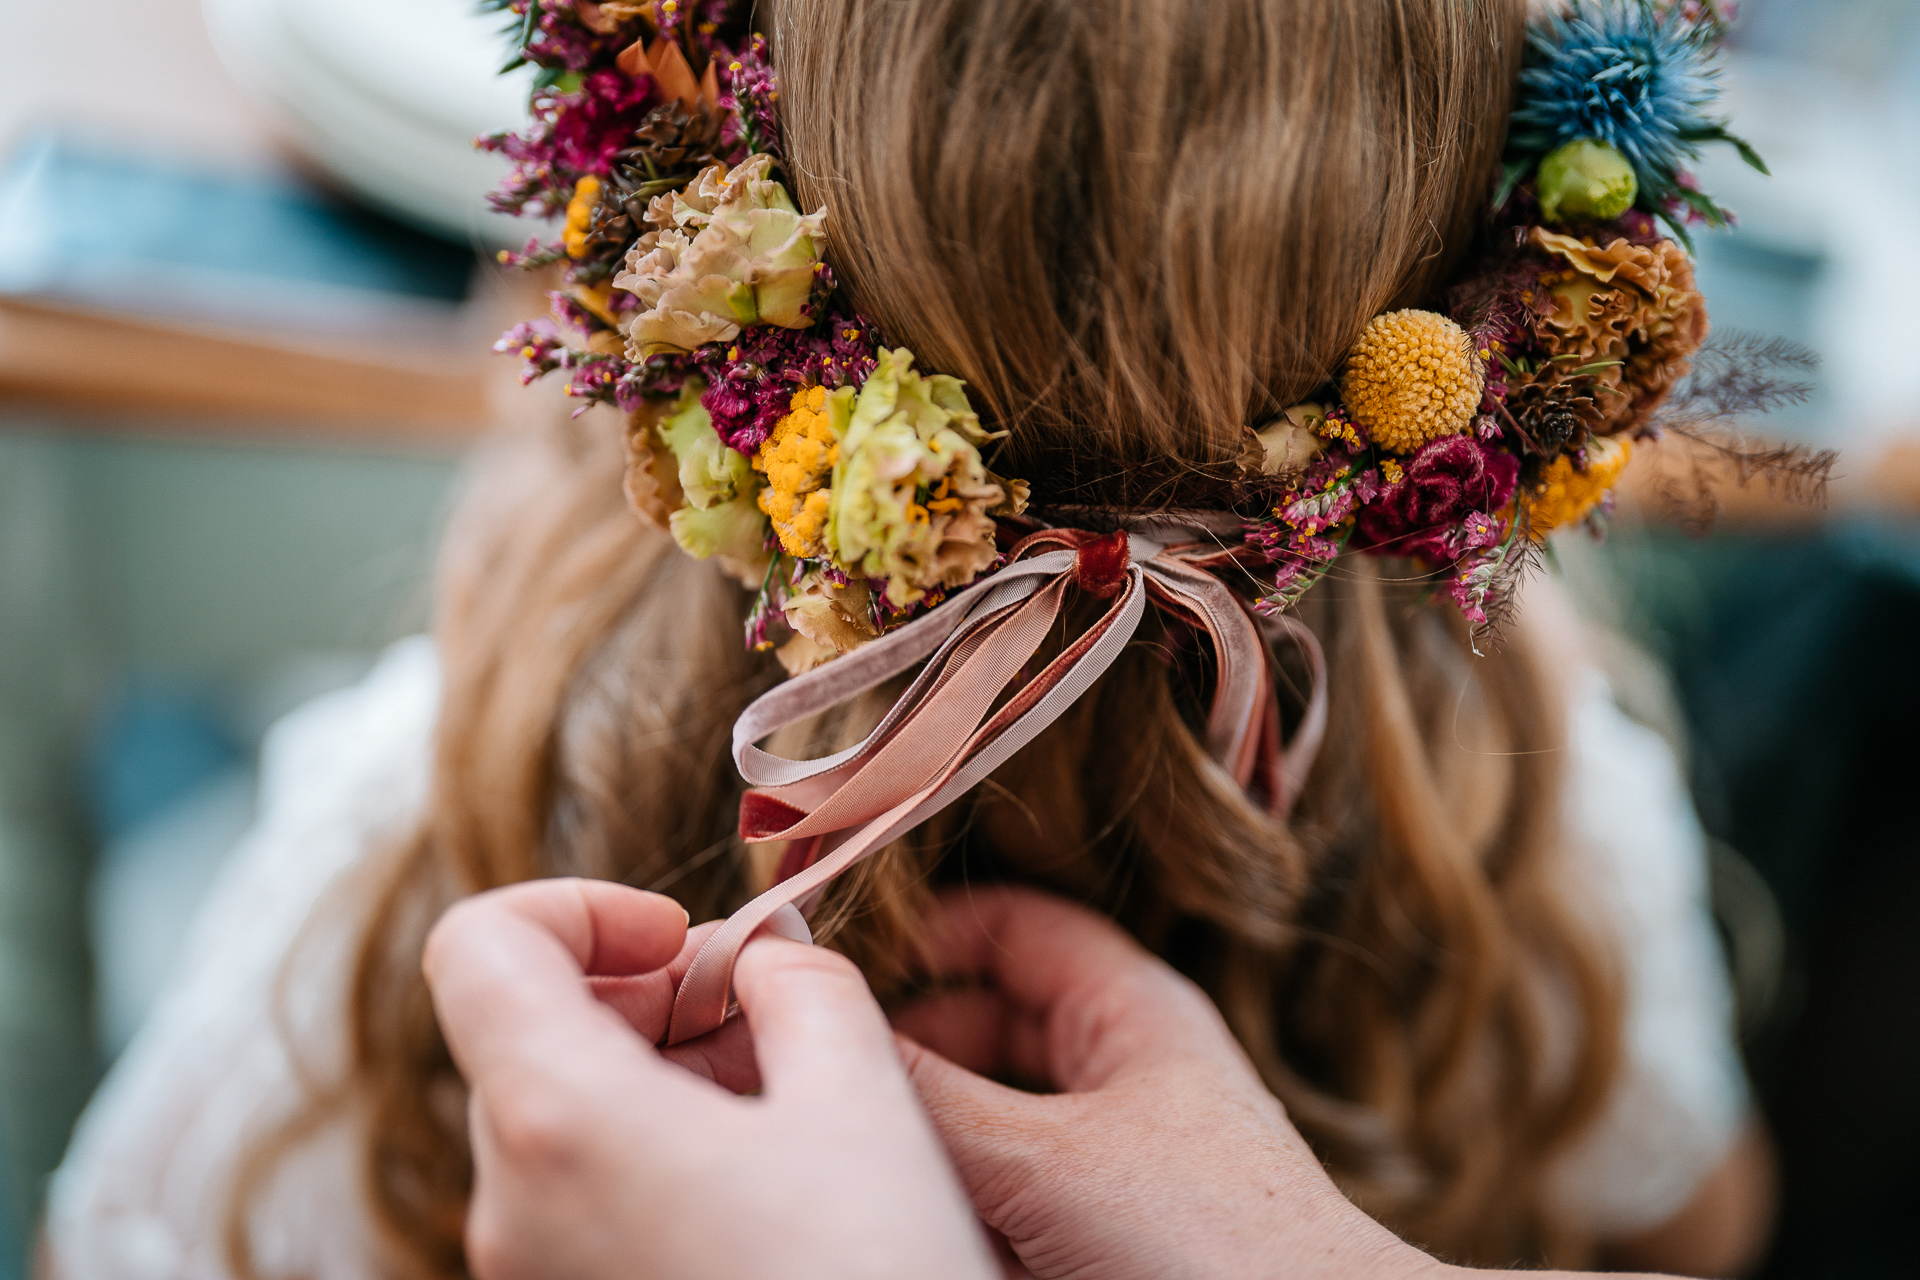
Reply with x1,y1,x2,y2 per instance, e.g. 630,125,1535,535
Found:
575,198,638,262
1506,377,1608,455
610,102,727,193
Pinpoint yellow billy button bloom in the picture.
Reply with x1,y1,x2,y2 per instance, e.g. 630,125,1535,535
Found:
1340,309,1485,454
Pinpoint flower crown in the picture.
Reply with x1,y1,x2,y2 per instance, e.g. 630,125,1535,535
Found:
481,0,1827,1042
487,0,1817,658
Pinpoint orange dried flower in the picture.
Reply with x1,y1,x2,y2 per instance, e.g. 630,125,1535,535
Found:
1530,229,1709,433
1523,436,1634,537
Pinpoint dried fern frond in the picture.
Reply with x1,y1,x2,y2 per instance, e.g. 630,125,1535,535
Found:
1470,510,1547,653
1641,329,1835,523
1659,330,1819,425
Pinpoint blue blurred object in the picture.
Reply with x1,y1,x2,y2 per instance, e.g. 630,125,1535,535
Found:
0,1113,20,1280
0,133,475,332
86,684,240,843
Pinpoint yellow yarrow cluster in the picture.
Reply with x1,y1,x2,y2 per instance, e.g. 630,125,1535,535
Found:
1340,309,1485,455
754,384,845,557
1523,436,1633,538
563,176,602,259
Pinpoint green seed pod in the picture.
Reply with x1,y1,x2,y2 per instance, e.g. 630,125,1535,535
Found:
1536,139,1639,224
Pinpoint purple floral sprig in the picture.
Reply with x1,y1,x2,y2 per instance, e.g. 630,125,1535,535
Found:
1244,439,1382,610
494,319,693,414
745,553,797,652
692,311,884,454
1244,417,1530,622
719,34,782,159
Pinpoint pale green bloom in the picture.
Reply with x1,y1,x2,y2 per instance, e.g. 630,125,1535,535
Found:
1536,139,1638,224
652,380,770,582
658,379,756,511
826,348,1011,608
614,155,828,356
669,499,771,578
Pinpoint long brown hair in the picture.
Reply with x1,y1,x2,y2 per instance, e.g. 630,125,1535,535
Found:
233,0,1625,1273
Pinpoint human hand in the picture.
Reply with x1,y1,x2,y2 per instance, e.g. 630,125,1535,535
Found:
423,878,997,1280
893,887,1441,1280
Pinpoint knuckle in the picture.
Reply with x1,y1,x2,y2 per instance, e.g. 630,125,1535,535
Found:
481,1086,588,1174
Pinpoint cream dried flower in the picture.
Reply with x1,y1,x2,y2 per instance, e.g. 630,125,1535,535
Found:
613,155,828,357
1250,402,1330,475
781,571,879,665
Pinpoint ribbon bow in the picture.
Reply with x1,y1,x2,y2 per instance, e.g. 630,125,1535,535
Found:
665,524,1327,1045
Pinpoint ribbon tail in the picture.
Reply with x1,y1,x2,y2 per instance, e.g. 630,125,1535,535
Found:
665,568,1150,1045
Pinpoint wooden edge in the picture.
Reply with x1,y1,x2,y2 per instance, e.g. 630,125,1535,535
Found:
0,295,490,443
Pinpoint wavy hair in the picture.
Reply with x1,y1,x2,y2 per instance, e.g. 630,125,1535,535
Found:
232,1,1624,1273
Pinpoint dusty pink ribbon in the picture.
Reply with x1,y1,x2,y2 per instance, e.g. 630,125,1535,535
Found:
664,524,1327,1045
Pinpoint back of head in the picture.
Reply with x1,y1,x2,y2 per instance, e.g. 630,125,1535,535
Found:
776,0,1518,499
239,3,1630,1276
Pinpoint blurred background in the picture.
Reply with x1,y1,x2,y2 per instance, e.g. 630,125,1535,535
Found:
0,1,1916,1277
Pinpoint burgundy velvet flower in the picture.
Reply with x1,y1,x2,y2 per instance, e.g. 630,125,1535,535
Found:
1354,435,1519,563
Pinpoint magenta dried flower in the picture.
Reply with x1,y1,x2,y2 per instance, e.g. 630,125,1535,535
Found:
547,70,658,175
689,312,882,454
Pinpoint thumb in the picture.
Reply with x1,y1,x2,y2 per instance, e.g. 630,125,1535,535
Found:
895,1034,1060,1214
731,936,905,1101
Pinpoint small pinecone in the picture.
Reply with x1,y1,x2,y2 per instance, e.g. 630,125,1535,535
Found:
612,102,727,190
575,199,637,261
1507,378,1606,455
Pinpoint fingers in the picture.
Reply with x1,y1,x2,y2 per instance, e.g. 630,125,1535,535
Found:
732,935,906,1101
918,887,1244,1092
587,918,724,1042
589,902,812,1035
424,880,688,1092
654,906,814,1092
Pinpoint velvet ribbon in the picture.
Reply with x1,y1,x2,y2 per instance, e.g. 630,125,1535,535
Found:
664,524,1328,1046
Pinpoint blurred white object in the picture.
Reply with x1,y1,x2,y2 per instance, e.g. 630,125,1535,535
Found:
201,0,538,247
1699,52,1920,449
89,651,375,1059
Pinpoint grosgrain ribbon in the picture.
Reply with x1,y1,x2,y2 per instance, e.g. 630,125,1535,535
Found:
664,526,1327,1045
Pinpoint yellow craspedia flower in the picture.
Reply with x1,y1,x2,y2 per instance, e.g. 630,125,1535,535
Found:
754,383,851,557
1523,436,1633,538
1340,309,1485,455
563,176,602,259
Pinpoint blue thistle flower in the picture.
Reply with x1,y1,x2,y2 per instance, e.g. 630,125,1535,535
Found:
1501,0,1765,243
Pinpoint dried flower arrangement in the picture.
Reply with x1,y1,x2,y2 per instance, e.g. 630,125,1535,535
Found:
473,0,1834,1043
483,0,1826,664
